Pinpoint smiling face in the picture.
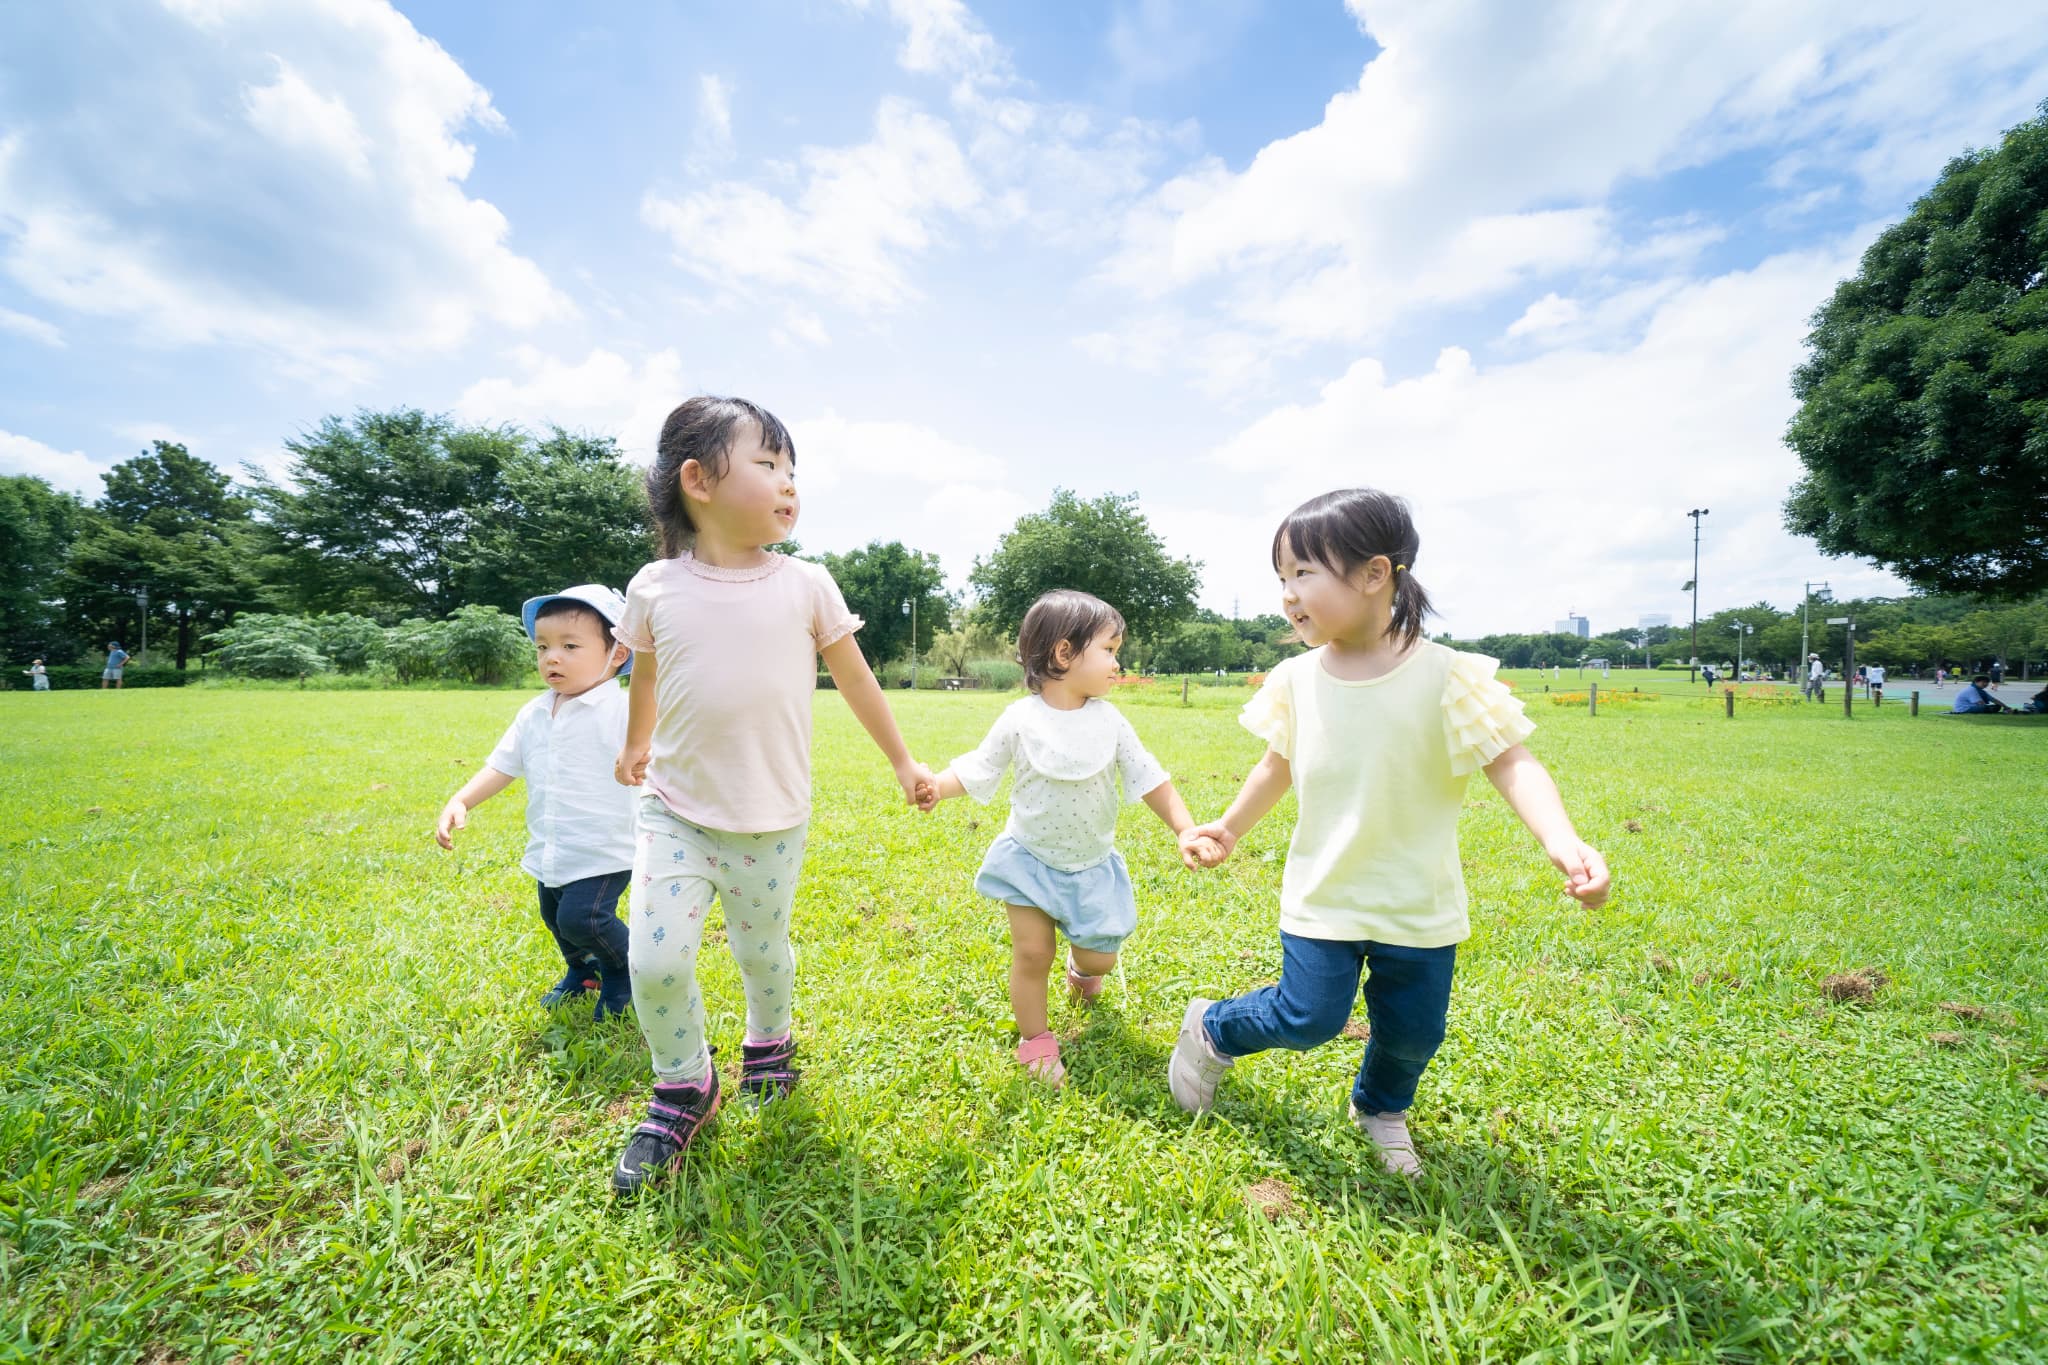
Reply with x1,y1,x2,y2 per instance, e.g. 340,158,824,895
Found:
685,423,799,549
532,606,625,696
1276,544,1381,648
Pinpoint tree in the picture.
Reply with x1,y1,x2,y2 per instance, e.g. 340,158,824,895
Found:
928,612,1011,677
455,429,654,612
0,475,88,663
208,614,331,679
1154,619,1250,673
62,442,263,668
969,490,1200,646
1783,102,2048,598
810,541,950,668
441,604,532,684
253,410,522,619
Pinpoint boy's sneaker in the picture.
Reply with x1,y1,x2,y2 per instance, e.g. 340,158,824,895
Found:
1348,1103,1422,1178
540,965,599,1009
611,1070,722,1196
593,968,634,1023
1167,997,1232,1113
739,1034,801,1106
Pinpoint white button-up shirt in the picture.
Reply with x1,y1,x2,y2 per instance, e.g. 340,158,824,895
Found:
486,681,637,887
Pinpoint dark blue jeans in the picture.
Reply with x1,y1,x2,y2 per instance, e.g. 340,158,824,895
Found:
535,871,630,978
1204,932,1457,1115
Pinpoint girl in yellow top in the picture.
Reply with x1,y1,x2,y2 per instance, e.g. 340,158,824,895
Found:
1171,488,1610,1176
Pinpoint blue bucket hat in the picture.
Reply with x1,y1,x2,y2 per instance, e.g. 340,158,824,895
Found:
520,584,633,676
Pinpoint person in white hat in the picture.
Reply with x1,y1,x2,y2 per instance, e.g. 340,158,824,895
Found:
435,584,637,1020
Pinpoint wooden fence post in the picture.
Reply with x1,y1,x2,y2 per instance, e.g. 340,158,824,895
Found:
1181,677,1190,706
1724,687,1734,719
1910,690,1920,717
1589,681,1597,716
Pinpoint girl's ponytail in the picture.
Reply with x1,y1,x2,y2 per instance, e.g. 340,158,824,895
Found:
1388,557,1433,650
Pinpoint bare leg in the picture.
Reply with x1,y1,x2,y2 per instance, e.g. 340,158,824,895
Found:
1005,904,1058,1039
1069,945,1118,977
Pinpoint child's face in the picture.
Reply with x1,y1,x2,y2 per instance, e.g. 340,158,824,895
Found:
1062,627,1124,698
533,611,624,696
686,424,798,548
1276,546,1378,647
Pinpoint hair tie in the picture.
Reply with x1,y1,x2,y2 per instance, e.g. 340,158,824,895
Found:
1394,564,1407,573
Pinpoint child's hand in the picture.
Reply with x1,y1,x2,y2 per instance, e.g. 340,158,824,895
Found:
434,798,468,850
1179,822,1235,870
615,743,650,787
1548,840,1611,908
895,759,934,808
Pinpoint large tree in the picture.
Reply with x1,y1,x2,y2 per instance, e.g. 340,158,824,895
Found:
1783,102,2048,598
62,442,264,667
968,490,1200,646
455,430,654,612
811,540,949,668
0,475,88,664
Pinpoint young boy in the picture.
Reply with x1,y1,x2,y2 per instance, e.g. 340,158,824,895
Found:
436,585,638,1020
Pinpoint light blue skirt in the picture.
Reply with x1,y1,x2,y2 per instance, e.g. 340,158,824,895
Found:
974,834,1136,954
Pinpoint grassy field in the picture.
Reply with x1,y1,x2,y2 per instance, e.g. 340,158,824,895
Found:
2,683,2044,1363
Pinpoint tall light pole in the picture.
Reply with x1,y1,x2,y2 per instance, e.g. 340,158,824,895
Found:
1729,620,1753,680
135,586,149,659
1687,508,1709,670
901,598,916,690
1801,580,1831,683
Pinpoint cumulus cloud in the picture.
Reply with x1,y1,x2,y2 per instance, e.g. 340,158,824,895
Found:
0,428,106,494
454,347,689,459
1179,243,1908,637
0,0,566,374
0,305,62,347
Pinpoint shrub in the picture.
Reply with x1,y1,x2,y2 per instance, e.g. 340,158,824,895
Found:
382,619,449,683
313,613,387,673
441,604,531,685
966,658,1023,690
209,615,332,679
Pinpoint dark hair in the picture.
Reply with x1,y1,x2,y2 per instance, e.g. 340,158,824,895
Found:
1271,488,1433,649
1017,590,1125,693
1973,674,1991,685
646,396,795,557
532,599,616,651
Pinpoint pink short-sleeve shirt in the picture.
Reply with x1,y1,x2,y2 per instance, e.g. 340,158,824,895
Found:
615,551,862,833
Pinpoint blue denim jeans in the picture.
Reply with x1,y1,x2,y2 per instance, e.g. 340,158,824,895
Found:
1204,932,1457,1115
535,871,630,977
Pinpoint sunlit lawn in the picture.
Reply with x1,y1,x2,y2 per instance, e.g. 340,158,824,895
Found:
2,683,2043,1362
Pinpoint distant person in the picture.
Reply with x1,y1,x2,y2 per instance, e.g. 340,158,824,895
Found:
2022,686,2048,715
1806,653,1825,702
1952,675,2009,715
22,658,48,691
1935,666,1946,685
437,585,638,1025
100,641,129,689
1701,663,1717,687
1867,663,1885,704
1989,659,2004,689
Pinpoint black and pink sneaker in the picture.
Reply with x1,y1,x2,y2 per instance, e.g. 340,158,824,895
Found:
739,1034,800,1107
610,1070,721,1196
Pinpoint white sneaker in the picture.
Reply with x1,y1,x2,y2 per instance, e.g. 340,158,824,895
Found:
1168,997,1232,1113
1349,1103,1422,1177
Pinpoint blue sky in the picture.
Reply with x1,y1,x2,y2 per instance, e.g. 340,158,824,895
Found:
4,1,2046,637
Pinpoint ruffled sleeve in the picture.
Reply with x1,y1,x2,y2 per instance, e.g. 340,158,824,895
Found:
614,562,659,654
1442,651,1534,777
950,706,1018,804
1238,660,1296,759
805,562,863,651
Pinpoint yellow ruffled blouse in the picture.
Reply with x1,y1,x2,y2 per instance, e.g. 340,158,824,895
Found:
1240,643,1533,947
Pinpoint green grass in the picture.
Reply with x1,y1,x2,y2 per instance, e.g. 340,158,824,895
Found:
2,687,2043,1363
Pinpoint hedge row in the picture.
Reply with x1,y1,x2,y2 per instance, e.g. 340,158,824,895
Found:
5,666,193,691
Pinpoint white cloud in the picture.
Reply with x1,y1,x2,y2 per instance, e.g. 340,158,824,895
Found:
1091,0,2048,378
0,305,62,347
643,97,982,312
454,347,688,460
1506,293,1580,338
0,0,566,374
0,428,106,494
691,74,734,171
1181,244,1910,637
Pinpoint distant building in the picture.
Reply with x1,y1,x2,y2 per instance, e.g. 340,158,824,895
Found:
1553,615,1590,638
1638,613,1672,629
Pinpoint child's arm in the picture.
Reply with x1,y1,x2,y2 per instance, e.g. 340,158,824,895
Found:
916,768,967,812
436,767,515,849
1482,743,1610,907
1180,748,1293,868
820,635,931,805
615,652,657,786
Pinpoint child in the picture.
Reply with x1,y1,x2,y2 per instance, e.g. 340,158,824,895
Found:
23,659,48,691
1172,489,1610,1177
609,395,930,1195
918,590,1206,1086
436,585,638,1020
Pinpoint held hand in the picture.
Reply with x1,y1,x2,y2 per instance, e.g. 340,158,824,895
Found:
913,778,940,814
1548,840,1611,908
434,798,467,850
895,760,935,808
1179,821,1235,870
615,743,650,787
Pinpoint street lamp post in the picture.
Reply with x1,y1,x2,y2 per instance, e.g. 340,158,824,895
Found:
1687,508,1709,674
1729,620,1753,682
135,586,149,660
901,598,917,690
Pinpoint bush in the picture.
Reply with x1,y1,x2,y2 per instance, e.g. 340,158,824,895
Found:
965,658,1022,690
383,619,449,683
8,664,191,690
209,615,332,679
441,605,530,685
313,613,386,673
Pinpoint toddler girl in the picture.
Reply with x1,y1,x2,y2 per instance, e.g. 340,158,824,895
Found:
609,396,929,1194
920,590,1204,1086
1172,489,1609,1176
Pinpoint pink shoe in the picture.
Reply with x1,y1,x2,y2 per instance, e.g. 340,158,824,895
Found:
1016,1031,1066,1087
1066,954,1107,1006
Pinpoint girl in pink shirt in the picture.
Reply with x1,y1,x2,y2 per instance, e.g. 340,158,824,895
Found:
608,395,930,1195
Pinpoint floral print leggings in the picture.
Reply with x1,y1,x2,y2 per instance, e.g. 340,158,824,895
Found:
629,796,807,1083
